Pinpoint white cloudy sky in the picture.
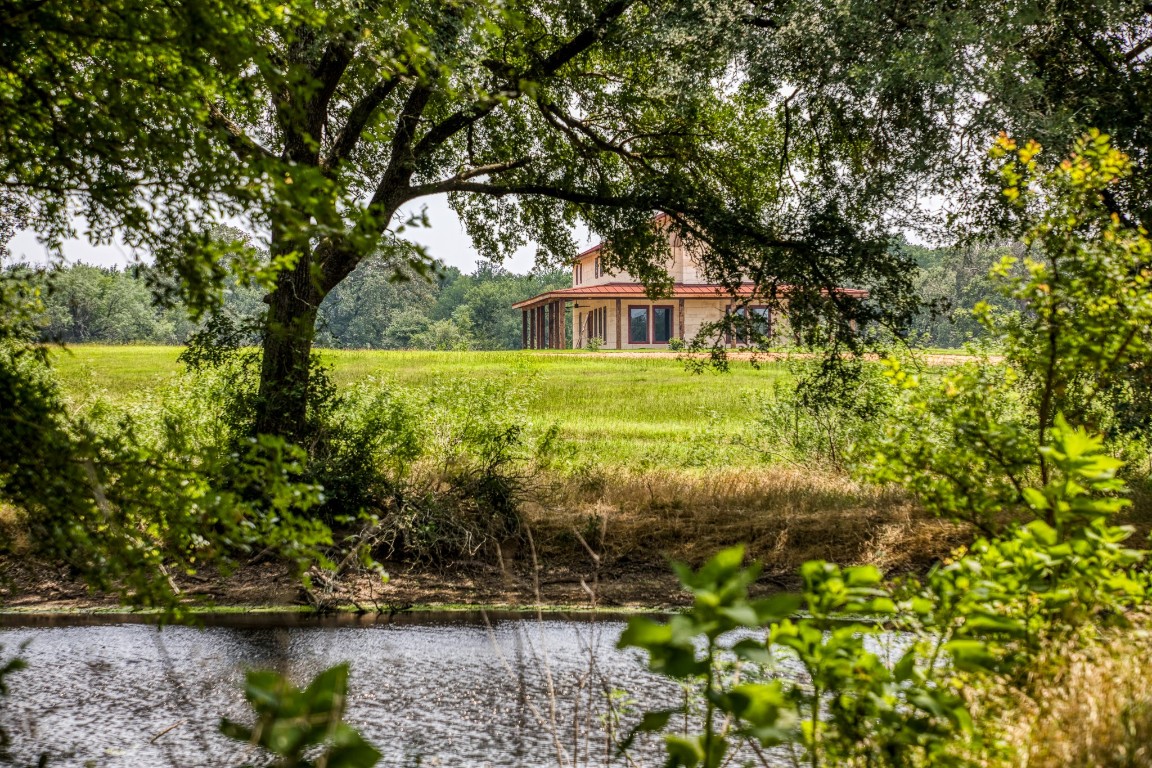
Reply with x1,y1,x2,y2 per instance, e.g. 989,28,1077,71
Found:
7,194,595,276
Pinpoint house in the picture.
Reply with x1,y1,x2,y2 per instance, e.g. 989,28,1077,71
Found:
513,217,867,349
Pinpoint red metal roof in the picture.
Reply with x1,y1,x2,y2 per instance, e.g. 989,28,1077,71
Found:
512,282,868,309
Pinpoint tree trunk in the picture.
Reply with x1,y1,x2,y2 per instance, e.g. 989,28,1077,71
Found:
254,237,323,442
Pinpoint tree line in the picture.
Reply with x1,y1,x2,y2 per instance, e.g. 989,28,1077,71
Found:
4,241,1006,351
3,256,569,350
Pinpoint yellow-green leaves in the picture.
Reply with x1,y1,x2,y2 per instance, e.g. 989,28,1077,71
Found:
221,663,380,768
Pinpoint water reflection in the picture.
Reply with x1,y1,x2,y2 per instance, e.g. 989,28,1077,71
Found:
0,613,679,767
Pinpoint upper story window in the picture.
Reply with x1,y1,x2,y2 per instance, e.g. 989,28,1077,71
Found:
575,262,582,284
594,257,602,278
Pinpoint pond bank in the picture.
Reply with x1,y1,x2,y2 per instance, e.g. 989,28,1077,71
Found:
0,555,705,614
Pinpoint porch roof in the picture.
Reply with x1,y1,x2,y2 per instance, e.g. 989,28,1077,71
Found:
511,282,868,310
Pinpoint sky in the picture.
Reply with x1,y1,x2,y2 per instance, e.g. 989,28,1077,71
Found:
6,194,594,275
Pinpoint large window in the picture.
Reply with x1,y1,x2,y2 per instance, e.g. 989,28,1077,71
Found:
748,306,771,340
653,306,673,343
628,305,674,344
726,305,772,345
629,307,649,343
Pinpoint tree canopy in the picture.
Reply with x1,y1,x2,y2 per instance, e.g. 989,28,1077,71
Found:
4,0,1152,438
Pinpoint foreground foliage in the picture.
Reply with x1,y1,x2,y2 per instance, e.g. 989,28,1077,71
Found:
619,132,1152,767
221,664,380,768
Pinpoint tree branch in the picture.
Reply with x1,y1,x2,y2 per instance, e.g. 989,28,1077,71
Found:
407,157,536,196
323,74,404,171
1124,36,1152,63
206,102,275,162
408,0,635,162
432,180,646,209
310,38,358,139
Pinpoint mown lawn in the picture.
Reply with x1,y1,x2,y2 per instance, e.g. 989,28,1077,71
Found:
51,346,789,465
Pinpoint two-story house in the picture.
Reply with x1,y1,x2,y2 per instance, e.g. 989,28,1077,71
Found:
513,216,866,349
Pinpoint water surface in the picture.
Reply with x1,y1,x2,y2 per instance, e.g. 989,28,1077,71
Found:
0,612,679,768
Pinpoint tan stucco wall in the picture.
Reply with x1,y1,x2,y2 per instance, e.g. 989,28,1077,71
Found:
572,228,714,289
572,297,737,349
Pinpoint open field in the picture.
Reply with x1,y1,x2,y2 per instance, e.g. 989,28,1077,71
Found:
0,343,992,610
52,345,794,465
51,344,986,465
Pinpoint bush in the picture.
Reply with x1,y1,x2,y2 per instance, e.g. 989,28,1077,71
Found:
176,321,547,564
745,357,894,470
375,377,541,562
0,339,332,615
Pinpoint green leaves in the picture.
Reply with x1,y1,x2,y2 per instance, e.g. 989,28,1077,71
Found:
619,546,983,767
221,663,380,768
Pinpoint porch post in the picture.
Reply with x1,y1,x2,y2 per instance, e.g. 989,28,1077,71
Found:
559,299,569,347
545,303,552,349
678,298,685,340
521,309,528,349
548,302,554,349
615,298,622,349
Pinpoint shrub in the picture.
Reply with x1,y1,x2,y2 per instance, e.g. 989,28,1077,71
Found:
621,419,1146,768
0,340,332,615
376,377,541,562
745,357,894,470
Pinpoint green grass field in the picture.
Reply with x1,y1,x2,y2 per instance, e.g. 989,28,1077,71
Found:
51,345,789,464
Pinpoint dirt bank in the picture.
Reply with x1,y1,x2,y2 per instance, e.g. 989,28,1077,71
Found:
1,468,971,613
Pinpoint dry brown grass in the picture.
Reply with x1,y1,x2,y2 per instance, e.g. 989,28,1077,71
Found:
0,503,26,552
984,627,1152,768
525,466,968,579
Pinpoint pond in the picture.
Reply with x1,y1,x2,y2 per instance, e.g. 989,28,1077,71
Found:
0,612,682,768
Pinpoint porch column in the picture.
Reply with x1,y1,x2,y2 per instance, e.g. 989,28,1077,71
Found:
554,301,561,349
678,298,685,340
548,302,555,349
559,299,569,347
545,302,553,349
615,298,622,349
521,309,528,349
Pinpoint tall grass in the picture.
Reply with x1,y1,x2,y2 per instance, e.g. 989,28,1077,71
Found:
984,628,1152,767
51,346,789,466
529,466,966,576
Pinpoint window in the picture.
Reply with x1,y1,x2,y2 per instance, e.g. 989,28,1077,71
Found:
725,305,772,345
628,305,674,344
629,307,648,343
748,306,771,342
653,306,673,343
594,257,601,278
575,263,581,284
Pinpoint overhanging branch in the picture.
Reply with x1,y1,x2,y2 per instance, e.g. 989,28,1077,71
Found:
206,103,275,162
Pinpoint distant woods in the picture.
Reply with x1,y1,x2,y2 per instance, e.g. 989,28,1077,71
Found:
6,257,570,350
5,241,1006,351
